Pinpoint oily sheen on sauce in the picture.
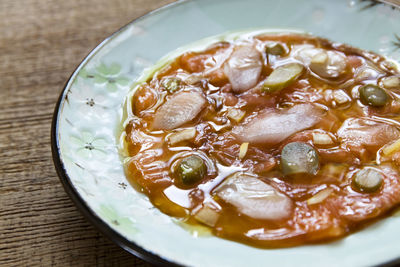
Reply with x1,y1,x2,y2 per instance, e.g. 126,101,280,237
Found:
121,33,400,248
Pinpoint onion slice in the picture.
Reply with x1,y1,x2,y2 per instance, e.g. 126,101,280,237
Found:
223,45,262,93
215,173,293,220
233,103,325,145
153,90,206,130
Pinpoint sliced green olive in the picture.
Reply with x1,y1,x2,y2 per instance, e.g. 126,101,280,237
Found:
265,43,286,56
352,168,383,193
281,142,319,176
175,155,206,186
262,63,304,93
359,84,388,107
162,77,181,92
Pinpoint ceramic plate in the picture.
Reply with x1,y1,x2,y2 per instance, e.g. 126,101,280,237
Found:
51,0,400,266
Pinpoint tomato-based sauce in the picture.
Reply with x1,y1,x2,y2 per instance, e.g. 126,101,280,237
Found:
121,33,400,247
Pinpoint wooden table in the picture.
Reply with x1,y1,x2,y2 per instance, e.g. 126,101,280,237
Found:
0,0,175,265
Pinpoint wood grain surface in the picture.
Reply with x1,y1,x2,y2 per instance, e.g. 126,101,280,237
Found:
0,0,175,266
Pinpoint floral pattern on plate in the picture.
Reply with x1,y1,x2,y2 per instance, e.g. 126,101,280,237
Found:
53,0,400,266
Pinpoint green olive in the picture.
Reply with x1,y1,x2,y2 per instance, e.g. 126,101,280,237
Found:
281,142,319,176
262,63,304,93
266,43,286,56
359,84,388,107
162,77,181,92
352,168,383,193
175,155,206,186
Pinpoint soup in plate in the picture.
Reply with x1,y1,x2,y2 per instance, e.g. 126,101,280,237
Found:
120,32,400,247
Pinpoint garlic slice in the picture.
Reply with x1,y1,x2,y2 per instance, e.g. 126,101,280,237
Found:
307,188,333,205
167,128,197,145
239,142,249,159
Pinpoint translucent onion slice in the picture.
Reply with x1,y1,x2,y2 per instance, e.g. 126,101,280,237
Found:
215,173,293,220
223,45,263,93
338,118,400,149
153,90,206,130
233,103,324,145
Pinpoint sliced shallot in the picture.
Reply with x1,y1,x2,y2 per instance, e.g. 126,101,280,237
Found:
153,90,206,130
233,103,325,144
223,45,262,93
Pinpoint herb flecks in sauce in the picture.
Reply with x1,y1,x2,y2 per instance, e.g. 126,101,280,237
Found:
122,33,400,248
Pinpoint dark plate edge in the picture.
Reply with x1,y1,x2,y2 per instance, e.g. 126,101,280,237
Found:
50,1,187,266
